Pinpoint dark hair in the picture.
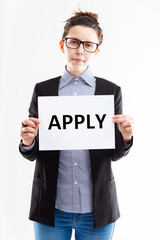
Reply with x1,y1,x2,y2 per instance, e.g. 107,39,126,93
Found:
62,10,103,46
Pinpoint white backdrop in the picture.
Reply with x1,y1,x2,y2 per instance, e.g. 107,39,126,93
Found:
1,0,160,239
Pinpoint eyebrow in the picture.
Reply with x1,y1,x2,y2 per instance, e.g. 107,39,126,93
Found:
66,37,98,44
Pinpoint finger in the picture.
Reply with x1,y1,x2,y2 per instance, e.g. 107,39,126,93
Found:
21,132,35,138
23,119,36,128
113,115,133,121
113,118,134,124
121,121,132,128
112,118,126,123
113,114,125,118
23,118,40,128
125,127,133,132
29,117,41,124
21,126,36,133
35,124,40,132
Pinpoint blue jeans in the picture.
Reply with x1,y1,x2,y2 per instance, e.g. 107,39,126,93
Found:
34,208,115,240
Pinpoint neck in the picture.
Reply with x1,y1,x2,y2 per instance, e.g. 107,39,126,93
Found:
66,66,88,77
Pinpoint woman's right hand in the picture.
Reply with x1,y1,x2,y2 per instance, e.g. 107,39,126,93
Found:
20,117,41,146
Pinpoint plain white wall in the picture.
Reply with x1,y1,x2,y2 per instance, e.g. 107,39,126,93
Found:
1,0,160,239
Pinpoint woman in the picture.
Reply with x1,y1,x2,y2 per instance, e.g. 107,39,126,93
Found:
19,10,133,240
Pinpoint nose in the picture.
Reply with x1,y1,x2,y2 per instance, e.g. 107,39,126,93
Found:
76,42,84,54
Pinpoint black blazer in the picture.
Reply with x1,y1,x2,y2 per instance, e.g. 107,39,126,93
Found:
19,76,133,229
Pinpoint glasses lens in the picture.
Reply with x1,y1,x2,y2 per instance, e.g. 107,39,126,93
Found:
84,42,97,53
66,38,80,49
65,38,98,53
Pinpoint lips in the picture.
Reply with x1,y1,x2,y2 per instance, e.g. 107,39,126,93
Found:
73,58,84,63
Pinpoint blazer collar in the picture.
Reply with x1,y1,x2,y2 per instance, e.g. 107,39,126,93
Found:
53,76,101,96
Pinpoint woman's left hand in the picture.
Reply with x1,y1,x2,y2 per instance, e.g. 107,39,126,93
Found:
112,115,134,143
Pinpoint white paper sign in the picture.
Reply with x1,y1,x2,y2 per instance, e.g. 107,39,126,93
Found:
38,95,115,150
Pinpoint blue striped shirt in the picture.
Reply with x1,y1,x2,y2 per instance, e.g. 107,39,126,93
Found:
55,67,96,213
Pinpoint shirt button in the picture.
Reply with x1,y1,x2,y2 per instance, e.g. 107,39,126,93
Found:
75,181,78,184
75,81,78,85
74,162,77,166
74,92,77,95
75,78,78,81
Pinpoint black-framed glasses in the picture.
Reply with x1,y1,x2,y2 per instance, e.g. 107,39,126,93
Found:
63,38,99,53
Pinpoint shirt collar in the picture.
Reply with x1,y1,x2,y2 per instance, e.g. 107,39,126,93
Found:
59,66,95,89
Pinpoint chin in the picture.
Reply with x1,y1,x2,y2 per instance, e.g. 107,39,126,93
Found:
72,63,87,71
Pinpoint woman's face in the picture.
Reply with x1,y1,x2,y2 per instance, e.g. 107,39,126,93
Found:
60,25,99,77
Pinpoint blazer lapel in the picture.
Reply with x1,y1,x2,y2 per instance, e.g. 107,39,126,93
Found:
51,76,61,96
94,77,105,95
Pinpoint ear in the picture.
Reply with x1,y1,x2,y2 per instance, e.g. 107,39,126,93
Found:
95,48,100,56
59,40,65,54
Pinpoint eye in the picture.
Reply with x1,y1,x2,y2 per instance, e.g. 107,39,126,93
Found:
69,39,79,45
85,42,93,48
71,40,77,44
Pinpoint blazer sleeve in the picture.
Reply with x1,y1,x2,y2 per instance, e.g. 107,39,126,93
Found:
19,83,39,161
111,86,133,161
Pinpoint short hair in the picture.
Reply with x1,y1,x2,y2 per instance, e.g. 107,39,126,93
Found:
62,10,103,46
